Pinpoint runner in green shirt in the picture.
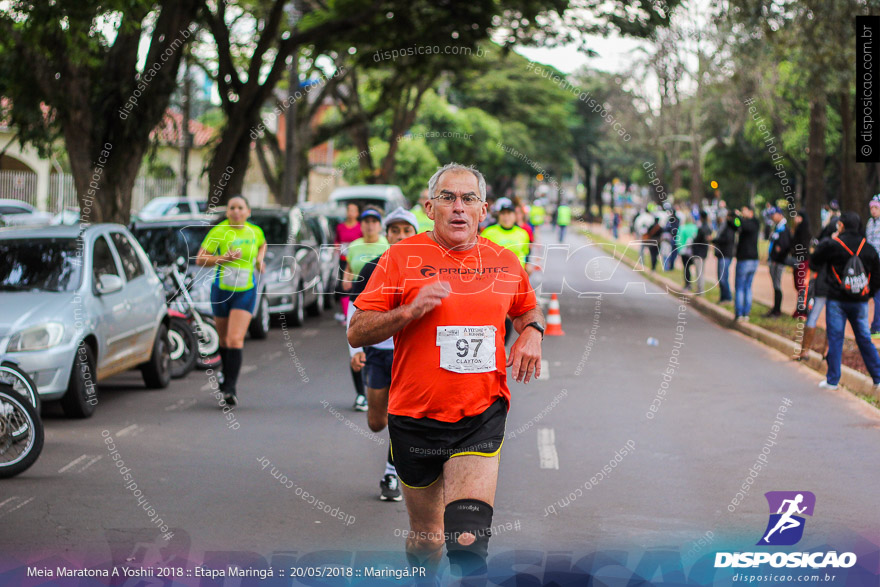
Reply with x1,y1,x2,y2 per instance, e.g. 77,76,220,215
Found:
556,203,571,243
196,195,266,407
481,202,531,268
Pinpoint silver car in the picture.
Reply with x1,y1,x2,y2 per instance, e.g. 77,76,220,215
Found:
0,224,171,418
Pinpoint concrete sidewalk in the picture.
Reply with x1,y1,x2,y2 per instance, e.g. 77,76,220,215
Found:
586,223,878,342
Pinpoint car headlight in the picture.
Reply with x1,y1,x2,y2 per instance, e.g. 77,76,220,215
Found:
8,323,65,352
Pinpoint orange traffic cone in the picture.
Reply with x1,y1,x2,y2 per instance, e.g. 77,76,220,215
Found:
545,294,565,336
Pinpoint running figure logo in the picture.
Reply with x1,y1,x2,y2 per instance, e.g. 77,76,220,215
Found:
757,491,816,546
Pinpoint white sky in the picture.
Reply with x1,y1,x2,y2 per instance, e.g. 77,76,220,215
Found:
514,34,650,75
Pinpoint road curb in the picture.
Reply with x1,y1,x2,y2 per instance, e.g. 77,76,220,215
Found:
585,229,880,401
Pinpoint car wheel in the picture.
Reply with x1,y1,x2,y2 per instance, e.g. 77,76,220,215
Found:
249,292,270,339
291,286,306,327
61,341,98,418
141,323,172,389
306,279,324,317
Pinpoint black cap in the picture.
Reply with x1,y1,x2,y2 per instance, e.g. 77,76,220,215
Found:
840,211,861,232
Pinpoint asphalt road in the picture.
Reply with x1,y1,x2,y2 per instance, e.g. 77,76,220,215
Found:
2,226,879,582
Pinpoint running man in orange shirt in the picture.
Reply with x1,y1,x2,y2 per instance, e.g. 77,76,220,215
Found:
349,163,545,579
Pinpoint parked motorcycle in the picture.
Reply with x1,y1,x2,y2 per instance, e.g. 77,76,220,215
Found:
0,382,43,478
159,258,221,378
0,356,40,411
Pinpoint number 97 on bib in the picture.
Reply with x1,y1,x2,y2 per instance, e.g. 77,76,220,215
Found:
436,325,497,374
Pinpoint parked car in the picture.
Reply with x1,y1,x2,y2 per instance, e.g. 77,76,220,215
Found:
135,196,209,220
129,214,221,323
328,185,408,212
0,224,171,417
303,209,341,308
0,199,53,227
248,206,324,330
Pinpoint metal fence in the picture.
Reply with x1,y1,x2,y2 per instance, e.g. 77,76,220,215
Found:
0,171,38,207
1,171,271,215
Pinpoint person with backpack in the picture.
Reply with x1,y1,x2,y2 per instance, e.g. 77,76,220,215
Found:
731,206,761,321
643,217,664,271
712,208,736,302
809,211,880,390
766,207,791,317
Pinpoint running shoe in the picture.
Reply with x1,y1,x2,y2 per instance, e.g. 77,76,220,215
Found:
380,474,402,501
353,394,367,411
818,380,838,390
224,392,237,406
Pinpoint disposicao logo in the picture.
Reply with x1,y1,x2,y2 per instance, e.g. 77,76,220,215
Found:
758,491,815,546
714,491,857,569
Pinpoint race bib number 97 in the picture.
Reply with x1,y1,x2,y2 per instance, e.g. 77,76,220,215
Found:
436,325,497,374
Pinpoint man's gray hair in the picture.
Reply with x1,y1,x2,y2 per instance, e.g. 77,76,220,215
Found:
427,163,487,201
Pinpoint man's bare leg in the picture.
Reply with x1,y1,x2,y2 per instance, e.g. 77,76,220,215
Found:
366,386,390,432
442,454,500,576
401,478,445,577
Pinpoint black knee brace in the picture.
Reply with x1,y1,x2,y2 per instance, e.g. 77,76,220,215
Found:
444,499,493,576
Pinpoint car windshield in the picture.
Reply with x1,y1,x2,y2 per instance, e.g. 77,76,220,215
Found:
132,224,213,267
0,237,83,292
250,215,288,245
139,199,171,215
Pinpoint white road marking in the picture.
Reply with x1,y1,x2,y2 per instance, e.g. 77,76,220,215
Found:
200,382,213,391
0,497,18,509
58,454,90,473
267,351,282,360
0,496,34,517
116,424,140,437
78,455,103,473
241,365,257,375
165,398,198,411
301,328,320,337
537,427,559,469
537,360,550,380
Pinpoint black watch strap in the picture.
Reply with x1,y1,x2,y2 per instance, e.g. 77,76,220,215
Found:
525,321,545,339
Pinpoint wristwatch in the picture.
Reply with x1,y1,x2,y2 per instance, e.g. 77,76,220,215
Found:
525,322,545,339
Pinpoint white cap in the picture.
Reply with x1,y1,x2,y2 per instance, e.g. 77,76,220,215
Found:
493,197,513,212
383,207,419,232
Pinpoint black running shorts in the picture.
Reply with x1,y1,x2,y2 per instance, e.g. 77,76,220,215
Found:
388,397,507,489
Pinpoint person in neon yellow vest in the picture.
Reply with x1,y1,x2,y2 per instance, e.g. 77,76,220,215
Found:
556,202,572,243
529,201,546,228
410,189,434,233
481,200,531,268
481,199,532,345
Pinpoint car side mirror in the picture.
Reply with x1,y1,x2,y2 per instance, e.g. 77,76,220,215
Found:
96,274,124,295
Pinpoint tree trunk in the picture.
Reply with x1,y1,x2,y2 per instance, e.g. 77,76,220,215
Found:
805,93,827,235
690,135,703,204
207,100,263,202
280,60,300,206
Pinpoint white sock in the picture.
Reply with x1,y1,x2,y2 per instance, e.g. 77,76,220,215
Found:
384,462,397,477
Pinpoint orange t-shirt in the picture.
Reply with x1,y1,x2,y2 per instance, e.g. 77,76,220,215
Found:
354,232,537,422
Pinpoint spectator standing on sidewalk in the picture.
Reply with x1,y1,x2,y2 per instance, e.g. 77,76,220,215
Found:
664,208,681,271
766,207,791,317
644,217,663,271
809,211,880,390
791,210,812,319
866,196,880,337
676,215,698,290
690,211,711,294
731,206,760,321
712,208,736,302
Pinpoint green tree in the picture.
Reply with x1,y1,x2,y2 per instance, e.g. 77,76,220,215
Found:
0,0,200,222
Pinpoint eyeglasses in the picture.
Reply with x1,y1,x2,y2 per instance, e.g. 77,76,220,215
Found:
431,193,484,206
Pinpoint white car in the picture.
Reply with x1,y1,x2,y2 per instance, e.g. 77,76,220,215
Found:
135,196,209,220
0,199,53,227
328,185,408,212
0,224,171,417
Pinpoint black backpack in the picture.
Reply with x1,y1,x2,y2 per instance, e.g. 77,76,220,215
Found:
832,237,871,300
